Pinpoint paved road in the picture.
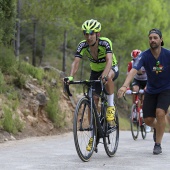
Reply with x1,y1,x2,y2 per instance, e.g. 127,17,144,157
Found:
0,131,169,170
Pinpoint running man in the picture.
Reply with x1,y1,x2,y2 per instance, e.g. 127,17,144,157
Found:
117,28,170,155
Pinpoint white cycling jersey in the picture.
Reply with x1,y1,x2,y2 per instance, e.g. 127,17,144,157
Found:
128,60,147,81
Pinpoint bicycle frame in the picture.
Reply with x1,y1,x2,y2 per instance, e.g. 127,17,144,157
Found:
133,91,143,126
126,90,144,125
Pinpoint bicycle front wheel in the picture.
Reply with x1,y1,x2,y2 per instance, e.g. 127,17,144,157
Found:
130,104,139,140
141,122,147,139
73,97,97,162
103,105,119,157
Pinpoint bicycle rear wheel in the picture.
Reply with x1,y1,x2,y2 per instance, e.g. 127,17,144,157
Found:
103,105,119,157
73,97,97,162
130,104,139,140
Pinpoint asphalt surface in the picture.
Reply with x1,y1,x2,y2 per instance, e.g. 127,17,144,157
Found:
0,131,169,170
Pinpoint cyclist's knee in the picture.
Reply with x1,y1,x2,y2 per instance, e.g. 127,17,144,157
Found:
132,85,139,92
108,69,119,82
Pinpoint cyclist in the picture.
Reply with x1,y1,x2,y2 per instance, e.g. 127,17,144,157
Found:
65,19,119,151
118,28,170,155
127,49,151,133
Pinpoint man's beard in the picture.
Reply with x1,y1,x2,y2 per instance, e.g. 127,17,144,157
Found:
150,43,159,49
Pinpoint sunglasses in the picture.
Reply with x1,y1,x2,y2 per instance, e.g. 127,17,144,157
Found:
83,30,95,35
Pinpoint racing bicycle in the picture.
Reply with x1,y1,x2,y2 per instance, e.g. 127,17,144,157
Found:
64,78,119,162
125,89,147,140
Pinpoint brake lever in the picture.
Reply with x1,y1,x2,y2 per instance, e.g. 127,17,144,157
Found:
63,78,72,96
123,93,127,101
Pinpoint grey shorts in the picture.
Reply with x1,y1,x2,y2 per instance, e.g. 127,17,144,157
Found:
143,89,170,118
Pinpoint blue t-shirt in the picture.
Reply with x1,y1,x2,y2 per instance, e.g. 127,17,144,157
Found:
133,48,170,94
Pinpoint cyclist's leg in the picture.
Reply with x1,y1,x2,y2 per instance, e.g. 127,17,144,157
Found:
138,80,151,133
105,66,119,121
103,66,119,156
86,71,102,151
131,79,140,104
106,65,119,94
138,80,147,107
89,70,102,112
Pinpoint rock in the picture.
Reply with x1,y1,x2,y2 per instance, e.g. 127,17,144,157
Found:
36,93,47,106
27,115,38,127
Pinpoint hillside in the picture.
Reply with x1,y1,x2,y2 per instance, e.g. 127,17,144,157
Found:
0,65,74,143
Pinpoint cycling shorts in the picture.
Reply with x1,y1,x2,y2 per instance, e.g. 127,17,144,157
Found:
89,65,119,95
131,78,147,89
143,89,170,118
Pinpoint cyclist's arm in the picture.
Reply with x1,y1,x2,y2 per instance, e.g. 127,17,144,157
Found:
70,57,81,77
101,53,112,78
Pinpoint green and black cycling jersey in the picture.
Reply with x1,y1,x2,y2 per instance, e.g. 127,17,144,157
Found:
75,37,118,72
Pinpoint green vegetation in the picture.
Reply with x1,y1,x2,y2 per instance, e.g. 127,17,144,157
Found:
1,0,170,134
0,49,66,134
45,87,65,128
2,0,170,83
2,106,24,134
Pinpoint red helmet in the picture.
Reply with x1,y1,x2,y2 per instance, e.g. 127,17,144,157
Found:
131,49,142,59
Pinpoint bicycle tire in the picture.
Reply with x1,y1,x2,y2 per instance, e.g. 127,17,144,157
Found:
130,104,139,140
141,123,147,139
73,97,97,162
103,105,119,157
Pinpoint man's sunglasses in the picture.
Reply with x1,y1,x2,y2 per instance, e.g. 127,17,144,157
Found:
83,30,95,35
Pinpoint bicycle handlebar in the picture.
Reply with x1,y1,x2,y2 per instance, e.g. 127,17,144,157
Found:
63,79,104,97
125,89,144,95
123,89,145,101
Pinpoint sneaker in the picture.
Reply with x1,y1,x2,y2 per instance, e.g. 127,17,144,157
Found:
86,137,93,151
153,128,156,142
106,106,115,122
145,125,151,133
153,143,162,155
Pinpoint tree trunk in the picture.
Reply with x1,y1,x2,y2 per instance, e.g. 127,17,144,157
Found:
15,0,21,60
39,29,45,66
62,30,67,73
32,20,37,66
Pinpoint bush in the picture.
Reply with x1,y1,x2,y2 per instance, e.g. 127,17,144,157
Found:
2,106,24,134
45,87,65,128
0,70,6,93
0,47,18,75
13,73,27,88
18,62,45,83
